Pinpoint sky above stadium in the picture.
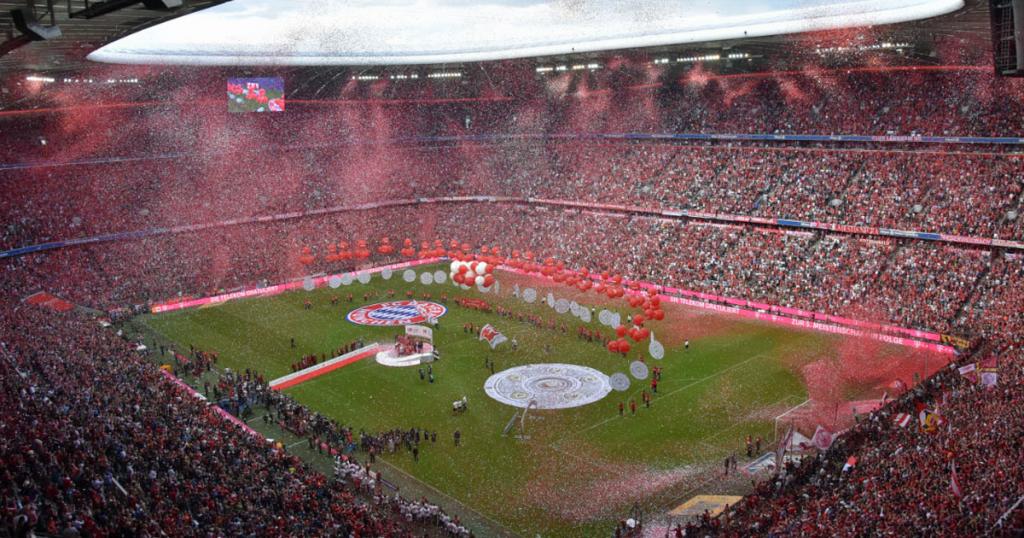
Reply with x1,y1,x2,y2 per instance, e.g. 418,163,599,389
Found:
88,0,963,66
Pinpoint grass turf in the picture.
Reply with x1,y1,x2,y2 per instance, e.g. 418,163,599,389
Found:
136,263,920,536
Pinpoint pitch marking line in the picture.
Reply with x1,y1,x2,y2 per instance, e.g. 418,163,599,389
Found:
559,353,772,442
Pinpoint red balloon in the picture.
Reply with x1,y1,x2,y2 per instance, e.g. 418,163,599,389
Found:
650,297,661,308
654,309,665,321
618,340,631,354
645,309,655,319
639,327,650,340
457,265,469,274
453,273,465,284
633,314,645,326
615,325,627,338
607,340,619,353
483,275,495,287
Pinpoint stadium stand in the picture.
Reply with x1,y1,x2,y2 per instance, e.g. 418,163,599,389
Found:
3,51,1024,538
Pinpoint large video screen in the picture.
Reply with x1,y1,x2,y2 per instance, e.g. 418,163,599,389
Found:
227,77,285,112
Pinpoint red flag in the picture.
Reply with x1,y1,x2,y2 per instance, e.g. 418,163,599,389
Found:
479,324,508,349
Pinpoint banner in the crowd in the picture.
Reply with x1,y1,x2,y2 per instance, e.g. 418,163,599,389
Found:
958,363,979,385
978,357,998,387
405,324,433,341
479,324,508,349
919,408,944,434
893,413,913,428
940,334,971,349
811,426,835,450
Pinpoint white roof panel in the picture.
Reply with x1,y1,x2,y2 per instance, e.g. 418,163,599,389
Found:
88,0,964,66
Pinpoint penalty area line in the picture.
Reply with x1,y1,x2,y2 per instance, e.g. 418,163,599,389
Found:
558,353,771,443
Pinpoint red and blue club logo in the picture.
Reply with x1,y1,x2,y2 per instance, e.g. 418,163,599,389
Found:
346,300,447,326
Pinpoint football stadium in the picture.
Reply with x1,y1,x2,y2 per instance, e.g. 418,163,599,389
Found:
1,1,1022,537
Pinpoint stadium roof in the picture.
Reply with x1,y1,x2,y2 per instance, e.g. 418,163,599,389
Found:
87,0,965,66
0,0,227,73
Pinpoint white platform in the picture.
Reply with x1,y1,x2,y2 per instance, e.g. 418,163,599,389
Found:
375,343,435,368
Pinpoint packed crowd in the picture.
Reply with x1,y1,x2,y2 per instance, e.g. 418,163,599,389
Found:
5,65,1024,255
4,200,1021,338
3,201,1022,537
0,302,424,536
689,341,1024,536
3,141,1023,254
3,58,1024,536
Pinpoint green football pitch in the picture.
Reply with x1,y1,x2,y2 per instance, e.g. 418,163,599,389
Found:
135,263,932,537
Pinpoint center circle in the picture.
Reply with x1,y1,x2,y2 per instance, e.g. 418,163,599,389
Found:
484,363,612,409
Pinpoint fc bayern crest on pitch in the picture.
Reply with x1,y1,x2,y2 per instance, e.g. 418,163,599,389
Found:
346,300,447,326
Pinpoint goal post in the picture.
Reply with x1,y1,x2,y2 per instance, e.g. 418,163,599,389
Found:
773,398,813,443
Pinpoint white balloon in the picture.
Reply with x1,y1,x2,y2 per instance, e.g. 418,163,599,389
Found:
450,261,459,272
475,275,485,286
465,271,476,281
381,268,393,280
630,361,649,380
475,262,487,274
434,270,446,283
